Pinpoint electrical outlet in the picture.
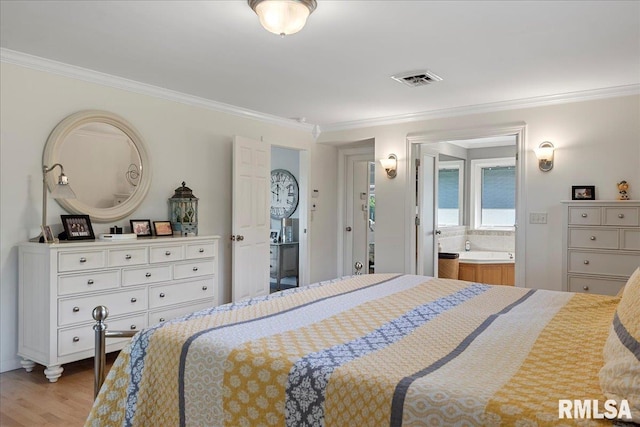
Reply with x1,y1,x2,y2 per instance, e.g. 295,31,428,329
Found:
311,203,317,211
529,212,548,224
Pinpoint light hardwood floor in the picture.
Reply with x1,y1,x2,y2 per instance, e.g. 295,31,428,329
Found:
0,353,117,427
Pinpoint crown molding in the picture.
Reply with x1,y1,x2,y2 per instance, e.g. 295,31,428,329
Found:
320,84,640,133
0,48,315,133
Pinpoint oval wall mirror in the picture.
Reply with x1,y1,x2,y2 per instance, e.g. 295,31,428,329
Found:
43,110,152,223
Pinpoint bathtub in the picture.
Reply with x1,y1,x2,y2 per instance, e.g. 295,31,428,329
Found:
457,251,515,264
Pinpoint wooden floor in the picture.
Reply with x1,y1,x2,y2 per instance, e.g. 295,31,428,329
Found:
0,353,117,427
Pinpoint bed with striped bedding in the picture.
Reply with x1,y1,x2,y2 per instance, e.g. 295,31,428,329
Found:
86,273,623,426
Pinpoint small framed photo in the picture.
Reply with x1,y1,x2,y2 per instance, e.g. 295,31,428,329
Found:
61,215,95,240
270,229,280,243
153,221,173,237
41,225,55,243
572,185,596,200
130,219,152,237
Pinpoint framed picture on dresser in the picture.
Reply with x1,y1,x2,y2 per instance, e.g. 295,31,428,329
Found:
61,215,95,240
130,219,152,236
571,185,595,200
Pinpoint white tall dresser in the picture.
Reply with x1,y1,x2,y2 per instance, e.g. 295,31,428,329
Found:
562,201,639,295
18,235,220,382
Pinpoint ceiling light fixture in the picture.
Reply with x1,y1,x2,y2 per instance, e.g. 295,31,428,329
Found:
248,0,317,36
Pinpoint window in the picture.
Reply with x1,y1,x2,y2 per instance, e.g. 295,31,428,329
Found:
438,160,464,226
471,157,515,228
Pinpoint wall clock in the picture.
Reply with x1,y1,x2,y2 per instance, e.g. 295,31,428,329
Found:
270,169,299,220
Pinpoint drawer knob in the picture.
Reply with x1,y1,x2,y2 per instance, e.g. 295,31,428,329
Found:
79,257,87,263
87,279,94,285
159,317,166,322
73,336,80,342
618,213,625,219
199,248,205,253
72,306,80,313
202,285,208,291
589,236,596,241
581,213,588,218
193,267,199,272
583,286,589,291
130,325,137,330
145,272,152,278
583,260,590,265
125,254,132,260
165,251,171,256
159,293,165,298
131,297,137,303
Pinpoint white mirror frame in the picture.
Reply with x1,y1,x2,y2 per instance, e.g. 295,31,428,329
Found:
43,110,152,223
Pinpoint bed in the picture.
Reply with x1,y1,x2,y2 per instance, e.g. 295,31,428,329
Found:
85,272,639,426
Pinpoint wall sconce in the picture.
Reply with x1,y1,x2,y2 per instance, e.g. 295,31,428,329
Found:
40,163,76,242
380,154,398,179
248,0,317,36
535,141,554,172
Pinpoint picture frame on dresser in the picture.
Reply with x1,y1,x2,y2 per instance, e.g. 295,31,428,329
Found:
61,214,95,240
571,185,595,200
153,221,173,236
130,219,152,236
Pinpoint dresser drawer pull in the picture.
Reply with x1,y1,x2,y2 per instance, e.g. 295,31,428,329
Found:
618,213,625,219
581,213,588,218
202,285,208,291
193,267,199,272
159,318,165,322
165,251,171,256
73,336,80,342
125,254,132,260
199,248,205,253
79,257,87,263
131,297,137,303
130,325,137,330
159,293,165,298
145,272,152,278
87,279,95,285
72,306,80,312
589,236,596,241
583,286,589,291
583,260,590,265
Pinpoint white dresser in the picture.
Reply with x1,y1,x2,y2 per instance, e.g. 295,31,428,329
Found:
18,235,220,382
562,201,639,295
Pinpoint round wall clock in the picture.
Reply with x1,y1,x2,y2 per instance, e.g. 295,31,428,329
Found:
270,169,299,220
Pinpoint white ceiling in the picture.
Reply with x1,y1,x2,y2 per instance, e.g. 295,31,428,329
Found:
1,1,639,132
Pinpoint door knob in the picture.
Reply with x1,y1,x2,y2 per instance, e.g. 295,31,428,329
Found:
345,227,352,232
435,230,442,235
237,235,244,241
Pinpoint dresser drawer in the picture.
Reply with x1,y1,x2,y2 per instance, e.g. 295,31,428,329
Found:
568,228,619,250
604,207,639,226
148,300,213,325
122,265,172,286
58,270,120,295
148,278,214,309
108,247,148,267
58,288,148,326
150,245,184,263
568,251,640,277
568,276,626,296
174,260,214,279
622,229,640,250
568,207,601,225
58,313,146,357
186,242,216,260
58,250,106,272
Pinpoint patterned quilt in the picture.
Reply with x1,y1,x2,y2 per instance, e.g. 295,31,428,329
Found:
86,274,621,426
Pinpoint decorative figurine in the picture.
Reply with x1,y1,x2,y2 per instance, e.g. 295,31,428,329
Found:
169,182,199,235
617,180,630,200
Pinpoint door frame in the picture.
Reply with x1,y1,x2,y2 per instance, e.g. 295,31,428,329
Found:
337,145,374,277
405,122,527,286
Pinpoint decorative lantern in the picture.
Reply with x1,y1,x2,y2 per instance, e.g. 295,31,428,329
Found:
169,181,199,236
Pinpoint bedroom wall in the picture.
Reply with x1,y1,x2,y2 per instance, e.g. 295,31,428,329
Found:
0,62,338,372
318,94,640,291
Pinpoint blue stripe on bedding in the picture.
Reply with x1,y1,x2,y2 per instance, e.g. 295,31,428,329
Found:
613,312,640,361
388,288,537,427
284,283,490,427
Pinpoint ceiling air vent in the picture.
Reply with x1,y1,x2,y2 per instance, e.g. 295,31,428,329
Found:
391,70,443,87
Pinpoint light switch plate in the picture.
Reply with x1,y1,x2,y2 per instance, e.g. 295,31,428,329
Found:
529,212,548,224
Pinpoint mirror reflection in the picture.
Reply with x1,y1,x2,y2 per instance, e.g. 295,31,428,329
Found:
59,122,141,208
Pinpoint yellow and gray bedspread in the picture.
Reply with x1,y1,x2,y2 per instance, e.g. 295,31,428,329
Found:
86,274,620,426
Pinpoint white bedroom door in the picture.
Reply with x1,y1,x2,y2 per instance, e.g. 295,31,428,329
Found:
232,135,271,301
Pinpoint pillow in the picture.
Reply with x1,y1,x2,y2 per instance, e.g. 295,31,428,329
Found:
599,267,640,422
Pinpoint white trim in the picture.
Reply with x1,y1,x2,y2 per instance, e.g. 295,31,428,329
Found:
0,48,315,134
470,157,516,229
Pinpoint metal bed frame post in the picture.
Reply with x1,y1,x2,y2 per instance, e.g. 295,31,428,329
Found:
92,305,137,399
